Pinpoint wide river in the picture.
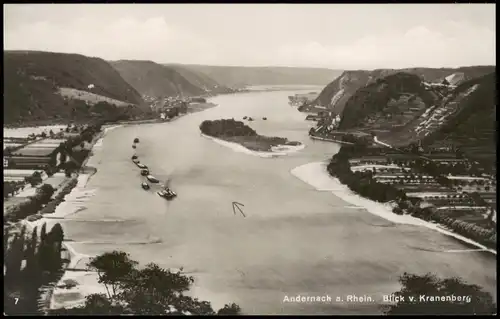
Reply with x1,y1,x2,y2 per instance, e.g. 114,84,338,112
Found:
60,88,496,314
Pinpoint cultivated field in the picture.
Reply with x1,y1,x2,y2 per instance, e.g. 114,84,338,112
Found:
58,87,133,107
4,125,67,138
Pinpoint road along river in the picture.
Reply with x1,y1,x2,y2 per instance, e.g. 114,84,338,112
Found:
51,88,496,314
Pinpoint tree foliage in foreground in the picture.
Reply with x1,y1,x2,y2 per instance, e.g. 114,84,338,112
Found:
4,222,66,315
49,251,242,315
383,272,497,315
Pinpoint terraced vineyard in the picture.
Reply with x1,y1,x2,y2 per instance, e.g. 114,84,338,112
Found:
424,72,496,173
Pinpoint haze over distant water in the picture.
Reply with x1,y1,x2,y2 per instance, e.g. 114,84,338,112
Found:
4,4,495,69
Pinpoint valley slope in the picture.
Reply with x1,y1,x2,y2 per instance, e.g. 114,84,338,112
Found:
423,72,496,171
308,66,495,115
327,70,496,171
110,60,234,99
4,50,145,125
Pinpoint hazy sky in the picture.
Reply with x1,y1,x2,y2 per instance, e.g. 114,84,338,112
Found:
4,4,496,70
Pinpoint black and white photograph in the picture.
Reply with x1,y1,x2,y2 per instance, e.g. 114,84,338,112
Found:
3,3,496,315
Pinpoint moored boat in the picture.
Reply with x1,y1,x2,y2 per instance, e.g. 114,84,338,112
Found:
147,175,160,183
140,169,149,176
157,189,176,200
141,182,150,190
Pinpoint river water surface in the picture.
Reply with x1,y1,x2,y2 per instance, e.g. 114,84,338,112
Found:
58,88,496,314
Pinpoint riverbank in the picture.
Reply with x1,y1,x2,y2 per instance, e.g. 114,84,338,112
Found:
14,123,119,312
20,171,102,310
309,135,355,145
42,101,220,311
20,214,100,311
201,133,304,158
49,244,102,310
291,162,497,255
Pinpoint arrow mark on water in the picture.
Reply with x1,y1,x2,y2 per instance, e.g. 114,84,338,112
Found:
232,201,246,217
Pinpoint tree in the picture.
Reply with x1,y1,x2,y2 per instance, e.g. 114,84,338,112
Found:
392,207,404,215
27,171,43,187
4,182,13,198
48,223,64,261
51,251,241,315
37,183,55,201
88,251,139,299
218,303,242,315
40,223,48,244
383,272,496,315
64,161,79,177
49,223,64,243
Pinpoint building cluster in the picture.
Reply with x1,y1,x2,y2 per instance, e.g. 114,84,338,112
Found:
147,95,190,118
4,138,65,170
347,150,497,226
311,113,342,135
3,124,94,175
288,92,318,107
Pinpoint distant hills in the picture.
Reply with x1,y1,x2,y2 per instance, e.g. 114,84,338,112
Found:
109,60,234,99
307,66,495,115
165,64,342,88
5,48,494,152
4,50,341,124
4,51,146,124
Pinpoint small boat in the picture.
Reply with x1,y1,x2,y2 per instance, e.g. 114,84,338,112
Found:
132,145,137,149
157,188,177,200
243,116,248,120
141,182,150,190
134,138,140,143
140,169,149,176
137,163,148,169
132,159,140,164
166,188,177,197
248,117,254,121
146,175,160,183
131,155,138,160
262,117,267,120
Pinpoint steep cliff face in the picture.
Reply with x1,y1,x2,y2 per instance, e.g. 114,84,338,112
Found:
4,51,145,124
308,70,372,114
311,66,495,116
